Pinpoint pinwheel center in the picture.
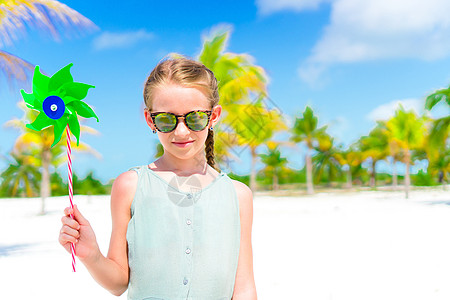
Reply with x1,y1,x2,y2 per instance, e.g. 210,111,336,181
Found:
43,96,65,120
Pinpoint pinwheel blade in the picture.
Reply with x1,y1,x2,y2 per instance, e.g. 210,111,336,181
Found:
26,113,53,131
33,66,50,100
48,63,74,92
20,89,38,110
51,118,68,147
60,82,95,101
68,114,81,146
70,100,99,121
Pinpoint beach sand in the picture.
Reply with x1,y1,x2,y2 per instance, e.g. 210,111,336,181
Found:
1,187,449,299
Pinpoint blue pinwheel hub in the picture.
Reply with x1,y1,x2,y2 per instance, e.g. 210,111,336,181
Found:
43,95,66,120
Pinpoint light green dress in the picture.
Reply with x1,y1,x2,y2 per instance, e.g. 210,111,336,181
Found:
126,165,241,300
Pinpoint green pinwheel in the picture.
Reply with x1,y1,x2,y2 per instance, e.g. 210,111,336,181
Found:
21,63,98,147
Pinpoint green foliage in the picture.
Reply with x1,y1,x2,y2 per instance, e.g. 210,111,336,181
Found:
425,85,450,149
0,167,109,197
258,167,307,185
0,152,40,197
290,106,328,148
229,167,308,190
228,172,249,186
426,85,450,110
376,173,393,184
51,172,68,196
73,171,108,195
412,170,438,186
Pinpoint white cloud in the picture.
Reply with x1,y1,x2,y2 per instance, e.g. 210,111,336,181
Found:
256,0,329,15
93,29,154,51
289,0,450,84
327,115,350,141
367,99,423,121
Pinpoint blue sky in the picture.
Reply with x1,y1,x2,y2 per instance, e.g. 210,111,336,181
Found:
1,0,450,182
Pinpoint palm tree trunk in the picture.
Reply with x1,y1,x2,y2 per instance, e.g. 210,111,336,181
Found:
250,146,257,192
40,148,51,215
273,169,279,191
405,153,411,199
306,148,314,194
370,159,376,188
346,166,352,189
443,172,448,191
327,166,333,187
392,158,398,189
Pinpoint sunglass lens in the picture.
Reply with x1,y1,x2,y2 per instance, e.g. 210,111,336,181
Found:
155,113,176,132
186,111,209,131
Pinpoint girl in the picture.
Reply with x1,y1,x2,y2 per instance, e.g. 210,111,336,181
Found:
59,57,257,299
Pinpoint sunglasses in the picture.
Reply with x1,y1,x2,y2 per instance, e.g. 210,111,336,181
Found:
149,110,213,133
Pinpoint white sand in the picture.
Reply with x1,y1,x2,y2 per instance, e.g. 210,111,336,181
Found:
1,187,449,299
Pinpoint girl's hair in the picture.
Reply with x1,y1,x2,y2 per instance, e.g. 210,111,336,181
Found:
143,56,221,173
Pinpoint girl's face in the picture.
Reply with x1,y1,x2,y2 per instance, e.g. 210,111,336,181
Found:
144,84,221,161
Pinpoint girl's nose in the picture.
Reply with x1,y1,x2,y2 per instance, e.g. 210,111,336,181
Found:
174,118,190,135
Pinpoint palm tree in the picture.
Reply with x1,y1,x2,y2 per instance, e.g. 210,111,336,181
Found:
198,26,268,106
290,106,328,194
0,0,97,88
428,149,450,188
386,106,426,198
376,121,403,188
335,145,364,189
5,101,100,214
358,124,389,188
312,134,341,186
425,85,450,149
259,142,288,191
228,99,287,191
0,152,41,197
197,27,273,176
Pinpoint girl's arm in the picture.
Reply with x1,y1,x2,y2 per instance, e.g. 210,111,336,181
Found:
59,171,137,296
231,180,257,300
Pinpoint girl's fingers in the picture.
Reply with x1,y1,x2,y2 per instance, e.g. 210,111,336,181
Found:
60,224,80,239
59,232,78,245
61,215,80,230
64,207,74,217
64,205,89,226
73,205,89,225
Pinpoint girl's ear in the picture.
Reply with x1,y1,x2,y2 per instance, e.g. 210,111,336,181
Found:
144,109,156,131
210,105,222,127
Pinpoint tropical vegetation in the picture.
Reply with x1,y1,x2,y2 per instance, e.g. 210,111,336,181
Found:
1,21,449,203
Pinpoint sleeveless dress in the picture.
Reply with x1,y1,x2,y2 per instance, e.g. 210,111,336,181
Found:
126,165,241,300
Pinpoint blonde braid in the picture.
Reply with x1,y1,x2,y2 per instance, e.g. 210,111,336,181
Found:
205,128,221,173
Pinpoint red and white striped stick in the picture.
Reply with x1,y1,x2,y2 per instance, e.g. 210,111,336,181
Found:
66,125,76,272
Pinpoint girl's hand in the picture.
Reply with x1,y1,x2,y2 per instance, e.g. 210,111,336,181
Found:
59,204,100,263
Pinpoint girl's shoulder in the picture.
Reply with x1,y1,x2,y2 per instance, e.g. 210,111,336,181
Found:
114,170,139,187
110,170,139,207
230,179,252,196
229,179,253,210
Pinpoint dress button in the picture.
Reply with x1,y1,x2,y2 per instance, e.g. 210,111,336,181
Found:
186,219,192,225
185,248,191,254
187,193,192,199
183,278,188,285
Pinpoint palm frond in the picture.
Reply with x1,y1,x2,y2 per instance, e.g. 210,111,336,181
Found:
0,50,33,85
0,0,98,47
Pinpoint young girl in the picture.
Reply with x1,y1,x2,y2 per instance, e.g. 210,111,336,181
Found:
58,57,257,299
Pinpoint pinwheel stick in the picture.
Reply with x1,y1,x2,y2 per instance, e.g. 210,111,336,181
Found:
21,63,99,272
66,125,76,272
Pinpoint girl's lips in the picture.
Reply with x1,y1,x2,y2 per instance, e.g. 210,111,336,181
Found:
172,141,194,147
